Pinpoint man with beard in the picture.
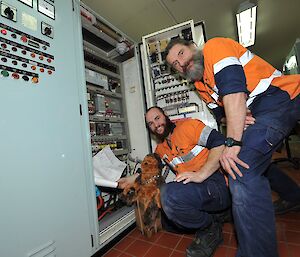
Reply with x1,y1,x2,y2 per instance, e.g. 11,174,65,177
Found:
119,106,231,257
165,37,300,257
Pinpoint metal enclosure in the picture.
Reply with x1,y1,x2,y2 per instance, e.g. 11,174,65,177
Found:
140,20,217,152
0,1,98,256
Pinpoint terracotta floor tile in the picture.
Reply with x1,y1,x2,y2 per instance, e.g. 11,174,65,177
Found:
169,250,185,257
103,248,122,257
158,232,183,249
114,237,135,251
286,231,300,244
175,237,193,252
144,245,173,257
213,245,227,257
119,253,134,257
221,232,231,246
288,243,300,257
226,247,237,257
127,228,143,240
277,242,289,257
277,226,286,242
229,233,238,248
283,220,300,232
223,223,234,233
125,239,153,256
139,230,163,243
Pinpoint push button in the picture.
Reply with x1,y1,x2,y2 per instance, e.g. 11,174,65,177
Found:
11,33,17,39
22,75,29,81
47,70,52,75
1,70,9,77
31,53,36,58
22,63,28,68
1,29,7,35
39,55,44,61
21,50,27,55
12,47,17,52
21,36,28,43
1,43,7,49
47,58,52,63
1,57,7,62
31,77,39,83
12,60,18,65
12,73,20,79
31,66,36,70
40,68,45,73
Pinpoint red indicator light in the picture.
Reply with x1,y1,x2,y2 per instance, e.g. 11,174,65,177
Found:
1,29,7,35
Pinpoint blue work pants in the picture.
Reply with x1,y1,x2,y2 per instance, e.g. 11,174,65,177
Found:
231,86,300,257
160,171,231,230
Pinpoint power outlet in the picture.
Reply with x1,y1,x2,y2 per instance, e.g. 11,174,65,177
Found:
1,2,17,22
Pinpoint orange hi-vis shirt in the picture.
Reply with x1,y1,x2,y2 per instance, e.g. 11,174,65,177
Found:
154,119,211,174
194,37,300,108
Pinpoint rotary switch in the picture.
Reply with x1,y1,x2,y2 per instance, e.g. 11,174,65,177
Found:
1,3,17,22
41,22,53,39
4,7,14,20
44,27,52,36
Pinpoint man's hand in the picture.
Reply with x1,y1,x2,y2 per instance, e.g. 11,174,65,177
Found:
220,146,249,180
244,109,255,129
117,173,139,189
174,171,206,184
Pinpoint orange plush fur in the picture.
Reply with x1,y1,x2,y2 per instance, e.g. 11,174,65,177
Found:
122,153,165,237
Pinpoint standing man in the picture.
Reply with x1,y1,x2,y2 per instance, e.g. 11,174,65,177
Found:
165,37,300,257
120,106,231,257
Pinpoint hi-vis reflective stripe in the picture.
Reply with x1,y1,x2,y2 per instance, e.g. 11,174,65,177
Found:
213,50,254,75
213,57,241,74
239,50,254,66
169,145,205,167
207,103,219,109
246,69,282,106
198,126,213,146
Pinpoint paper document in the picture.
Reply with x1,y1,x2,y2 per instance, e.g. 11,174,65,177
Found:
93,146,126,188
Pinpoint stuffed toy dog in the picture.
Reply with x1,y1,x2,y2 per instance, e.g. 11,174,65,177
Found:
121,153,165,237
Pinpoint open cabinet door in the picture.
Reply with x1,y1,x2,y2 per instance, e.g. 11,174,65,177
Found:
140,20,217,152
0,1,97,256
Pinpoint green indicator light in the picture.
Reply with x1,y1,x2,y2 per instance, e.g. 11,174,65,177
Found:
1,70,9,77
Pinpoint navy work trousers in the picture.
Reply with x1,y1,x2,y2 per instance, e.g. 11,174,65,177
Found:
231,86,300,257
160,171,231,230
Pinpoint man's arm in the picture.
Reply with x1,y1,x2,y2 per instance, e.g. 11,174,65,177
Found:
175,144,224,184
220,92,249,179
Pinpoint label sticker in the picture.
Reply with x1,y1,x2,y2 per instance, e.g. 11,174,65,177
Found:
22,12,37,31
38,0,55,20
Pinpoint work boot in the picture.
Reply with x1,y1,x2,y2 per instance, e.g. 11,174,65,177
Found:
273,198,300,215
186,221,223,257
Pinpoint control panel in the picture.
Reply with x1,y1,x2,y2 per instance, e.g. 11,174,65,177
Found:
0,0,55,84
141,20,217,128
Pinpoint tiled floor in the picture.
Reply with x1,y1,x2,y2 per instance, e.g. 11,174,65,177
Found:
103,145,300,257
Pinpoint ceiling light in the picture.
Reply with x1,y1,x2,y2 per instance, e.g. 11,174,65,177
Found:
236,1,257,47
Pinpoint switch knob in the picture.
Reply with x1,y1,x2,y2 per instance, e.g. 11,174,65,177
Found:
4,7,14,21
44,27,52,36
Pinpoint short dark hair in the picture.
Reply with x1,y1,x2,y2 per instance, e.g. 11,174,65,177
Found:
165,38,194,58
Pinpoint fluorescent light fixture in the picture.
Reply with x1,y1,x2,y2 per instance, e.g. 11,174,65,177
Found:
236,1,257,47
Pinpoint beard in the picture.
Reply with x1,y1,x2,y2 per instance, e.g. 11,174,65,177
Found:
183,49,204,82
152,116,175,142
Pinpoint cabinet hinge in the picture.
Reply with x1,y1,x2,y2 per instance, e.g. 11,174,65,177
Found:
79,104,82,115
